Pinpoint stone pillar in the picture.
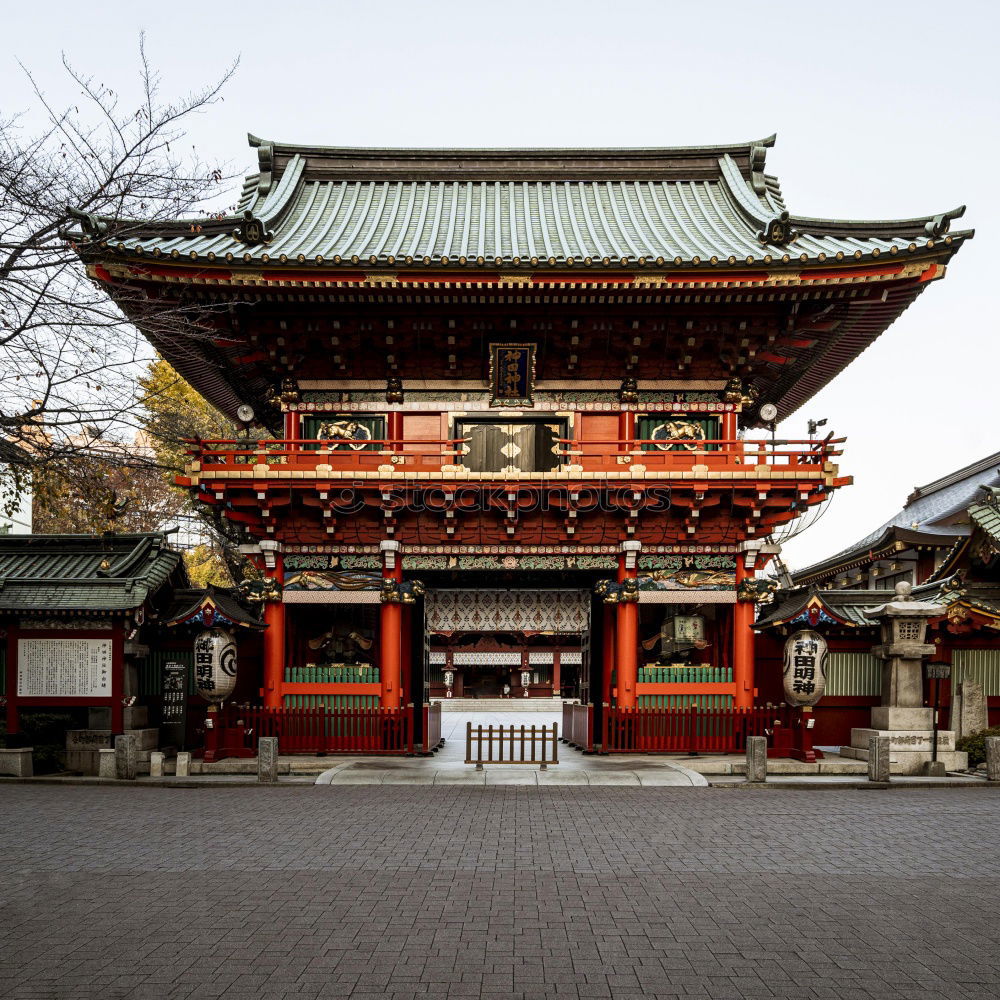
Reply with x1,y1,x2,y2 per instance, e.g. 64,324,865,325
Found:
380,540,403,709
986,738,1000,782
258,737,278,783
950,679,989,741
175,752,191,777
732,561,756,710
745,736,767,783
868,735,890,783
98,748,116,779
114,733,137,780
149,751,164,778
262,551,285,710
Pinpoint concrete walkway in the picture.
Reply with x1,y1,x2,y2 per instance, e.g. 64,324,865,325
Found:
315,710,709,786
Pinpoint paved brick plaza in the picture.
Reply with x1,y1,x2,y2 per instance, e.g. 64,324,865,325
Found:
2,787,999,999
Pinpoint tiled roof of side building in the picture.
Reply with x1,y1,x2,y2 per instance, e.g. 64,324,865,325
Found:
754,579,998,631
0,533,185,611
969,487,1000,545
74,133,972,270
162,585,264,630
793,452,1000,584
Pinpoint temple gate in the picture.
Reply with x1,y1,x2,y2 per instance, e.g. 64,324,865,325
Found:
70,133,970,752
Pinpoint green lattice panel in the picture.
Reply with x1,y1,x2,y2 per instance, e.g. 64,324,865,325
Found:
639,665,733,684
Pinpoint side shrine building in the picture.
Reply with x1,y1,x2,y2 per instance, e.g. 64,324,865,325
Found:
70,134,971,751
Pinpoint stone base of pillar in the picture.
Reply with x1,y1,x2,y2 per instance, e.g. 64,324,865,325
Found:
870,706,933,730
841,727,968,774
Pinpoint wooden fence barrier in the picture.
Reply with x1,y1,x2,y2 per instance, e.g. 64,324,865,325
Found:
465,722,559,769
601,704,797,754
215,703,414,756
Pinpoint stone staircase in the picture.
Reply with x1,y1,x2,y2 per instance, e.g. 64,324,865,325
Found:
436,697,566,713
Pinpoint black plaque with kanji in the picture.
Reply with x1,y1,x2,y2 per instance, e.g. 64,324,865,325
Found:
489,343,536,407
161,661,189,749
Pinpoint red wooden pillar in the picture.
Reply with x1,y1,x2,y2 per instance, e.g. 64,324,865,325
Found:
618,410,635,453
388,411,403,451
400,601,412,704
733,560,755,709
721,411,737,455
286,411,301,450
262,554,285,709
615,549,639,709
552,651,561,697
380,542,403,709
602,605,615,706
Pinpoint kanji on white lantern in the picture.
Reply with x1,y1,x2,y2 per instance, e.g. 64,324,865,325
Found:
782,629,828,707
193,628,238,703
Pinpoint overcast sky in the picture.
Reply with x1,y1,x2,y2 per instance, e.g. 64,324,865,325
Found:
3,0,997,569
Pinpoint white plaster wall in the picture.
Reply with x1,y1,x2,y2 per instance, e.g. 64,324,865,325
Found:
0,465,32,534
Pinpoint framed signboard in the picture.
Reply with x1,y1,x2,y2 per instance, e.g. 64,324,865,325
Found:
17,638,112,698
489,343,536,407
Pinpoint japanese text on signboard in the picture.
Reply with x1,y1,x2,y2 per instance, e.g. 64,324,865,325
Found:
489,344,535,406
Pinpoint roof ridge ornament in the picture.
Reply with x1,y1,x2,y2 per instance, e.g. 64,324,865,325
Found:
66,205,108,239
758,211,800,247
248,133,275,194
232,210,273,247
925,205,966,238
749,140,769,195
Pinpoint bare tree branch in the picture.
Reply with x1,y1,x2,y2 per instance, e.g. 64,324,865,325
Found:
0,38,239,464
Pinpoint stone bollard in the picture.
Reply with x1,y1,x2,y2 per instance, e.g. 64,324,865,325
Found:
745,736,767,784
98,748,116,779
175,752,191,778
986,738,1000,782
114,733,137,780
149,751,164,778
868,735,890,783
258,737,278,784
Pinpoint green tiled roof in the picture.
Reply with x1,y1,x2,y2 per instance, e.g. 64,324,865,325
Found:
75,134,972,269
0,533,184,612
969,488,1000,544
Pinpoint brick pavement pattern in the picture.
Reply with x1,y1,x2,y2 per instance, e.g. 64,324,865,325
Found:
2,786,1000,999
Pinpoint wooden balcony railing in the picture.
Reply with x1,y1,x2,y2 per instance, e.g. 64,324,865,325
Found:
187,436,843,478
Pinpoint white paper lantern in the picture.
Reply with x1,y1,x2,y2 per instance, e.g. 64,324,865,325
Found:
782,629,828,707
193,627,238,703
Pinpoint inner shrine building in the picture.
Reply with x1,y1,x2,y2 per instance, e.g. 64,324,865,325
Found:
75,133,969,736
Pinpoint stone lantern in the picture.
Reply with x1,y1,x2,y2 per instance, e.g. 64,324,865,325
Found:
869,582,939,731
841,581,968,774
